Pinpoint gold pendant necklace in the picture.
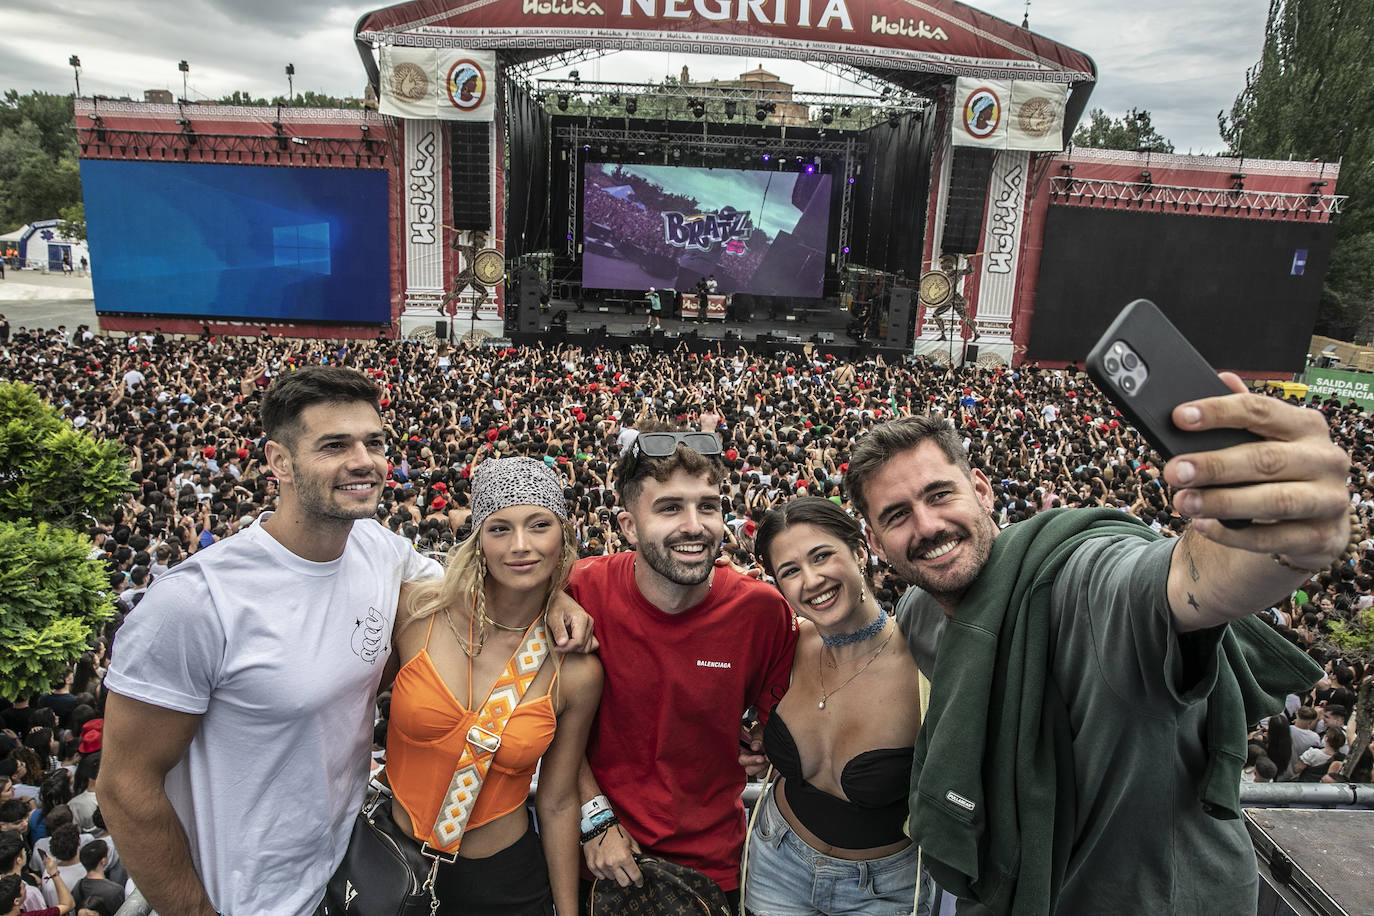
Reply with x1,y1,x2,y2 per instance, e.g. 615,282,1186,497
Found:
817,626,894,710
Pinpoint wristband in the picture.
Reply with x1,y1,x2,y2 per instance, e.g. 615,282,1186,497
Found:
579,807,616,835
579,815,620,846
580,795,612,821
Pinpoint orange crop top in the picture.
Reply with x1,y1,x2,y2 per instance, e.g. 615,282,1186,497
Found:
387,618,558,853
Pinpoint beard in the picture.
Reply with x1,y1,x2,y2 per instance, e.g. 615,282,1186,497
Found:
890,514,997,605
291,464,379,524
636,531,721,587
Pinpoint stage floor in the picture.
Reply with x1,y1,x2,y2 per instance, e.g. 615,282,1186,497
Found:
536,297,854,343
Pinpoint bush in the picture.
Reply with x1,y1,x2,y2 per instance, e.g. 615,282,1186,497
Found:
0,521,115,700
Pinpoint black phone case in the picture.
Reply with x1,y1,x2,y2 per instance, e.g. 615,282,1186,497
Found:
1085,298,1259,460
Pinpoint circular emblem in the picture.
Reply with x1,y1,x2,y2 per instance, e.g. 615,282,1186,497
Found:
962,87,1002,139
390,62,429,102
1018,97,1056,138
472,249,506,288
918,271,954,308
446,59,487,112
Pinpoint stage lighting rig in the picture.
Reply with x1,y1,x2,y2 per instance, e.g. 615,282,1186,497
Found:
557,93,570,111
887,110,901,128
625,96,637,115
86,113,106,143
689,98,705,118
724,100,737,119
840,106,852,118
754,102,775,122
820,107,834,125
176,117,197,146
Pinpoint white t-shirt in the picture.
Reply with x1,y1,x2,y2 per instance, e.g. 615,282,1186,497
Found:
106,517,440,916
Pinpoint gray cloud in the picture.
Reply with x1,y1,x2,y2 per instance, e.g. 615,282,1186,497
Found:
2,0,1268,151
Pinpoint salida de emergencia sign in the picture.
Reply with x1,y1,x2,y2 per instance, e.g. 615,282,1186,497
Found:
1303,367,1374,411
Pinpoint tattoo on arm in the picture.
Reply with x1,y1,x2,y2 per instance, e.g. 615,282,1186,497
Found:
1187,550,1200,583
1187,592,1200,611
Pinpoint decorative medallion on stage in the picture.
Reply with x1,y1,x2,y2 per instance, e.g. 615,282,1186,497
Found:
445,58,487,113
391,62,430,103
918,270,954,308
472,248,505,287
961,86,1002,140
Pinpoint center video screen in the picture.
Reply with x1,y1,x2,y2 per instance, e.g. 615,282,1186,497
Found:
81,159,391,323
582,163,832,298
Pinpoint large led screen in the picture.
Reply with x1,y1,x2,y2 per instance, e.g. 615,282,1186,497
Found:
81,160,390,323
582,163,832,298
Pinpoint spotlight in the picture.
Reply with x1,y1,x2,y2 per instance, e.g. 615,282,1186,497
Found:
724,100,737,118
842,246,850,254
755,105,768,122
804,164,816,174
625,96,637,115
820,107,834,125
569,69,580,83
887,110,901,128
609,93,620,105
761,153,770,162
557,93,569,111
690,99,705,118
840,106,852,118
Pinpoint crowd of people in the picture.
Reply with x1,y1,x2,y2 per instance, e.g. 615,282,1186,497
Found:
1,320,1372,915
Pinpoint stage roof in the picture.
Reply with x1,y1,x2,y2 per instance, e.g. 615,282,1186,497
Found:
354,0,1096,85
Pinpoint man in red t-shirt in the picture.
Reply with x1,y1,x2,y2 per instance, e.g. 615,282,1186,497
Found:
570,426,796,913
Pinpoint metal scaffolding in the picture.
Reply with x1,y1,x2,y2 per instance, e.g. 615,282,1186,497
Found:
1049,176,1346,218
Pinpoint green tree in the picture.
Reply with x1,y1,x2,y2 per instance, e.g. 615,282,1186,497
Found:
0,382,132,527
1220,0,1374,339
57,200,85,241
0,382,129,701
1072,108,1175,153
0,90,77,160
0,90,81,231
0,522,115,701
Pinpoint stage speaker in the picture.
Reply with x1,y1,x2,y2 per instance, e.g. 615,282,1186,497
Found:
435,320,449,340
942,147,994,255
519,266,541,332
963,344,980,366
450,122,492,230
884,287,914,349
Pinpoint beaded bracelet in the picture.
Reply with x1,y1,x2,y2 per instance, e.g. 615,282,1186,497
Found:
1271,505,1363,578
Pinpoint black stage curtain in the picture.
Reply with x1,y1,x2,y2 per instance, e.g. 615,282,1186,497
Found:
850,114,934,277
505,80,551,259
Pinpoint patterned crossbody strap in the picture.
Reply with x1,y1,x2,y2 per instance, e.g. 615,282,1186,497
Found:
429,620,551,853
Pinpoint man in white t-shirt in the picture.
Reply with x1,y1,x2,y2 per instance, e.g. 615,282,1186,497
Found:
101,367,592,916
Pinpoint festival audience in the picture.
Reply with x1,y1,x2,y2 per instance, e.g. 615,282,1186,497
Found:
1,322,1372,909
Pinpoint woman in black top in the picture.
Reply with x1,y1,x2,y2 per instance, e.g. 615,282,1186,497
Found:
745,497,929,916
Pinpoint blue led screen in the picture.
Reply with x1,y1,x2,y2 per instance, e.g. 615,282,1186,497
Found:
81,160,390,322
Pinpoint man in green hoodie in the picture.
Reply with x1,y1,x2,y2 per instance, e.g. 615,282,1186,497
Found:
844,377,1347,916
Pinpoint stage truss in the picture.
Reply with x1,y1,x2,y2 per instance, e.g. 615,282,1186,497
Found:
1050,176,1346,218
558,124,864,271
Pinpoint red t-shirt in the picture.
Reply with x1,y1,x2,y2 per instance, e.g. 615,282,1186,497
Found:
568,553,797,890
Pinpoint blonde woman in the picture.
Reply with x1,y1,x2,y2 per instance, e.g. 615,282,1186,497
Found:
387,457,602,915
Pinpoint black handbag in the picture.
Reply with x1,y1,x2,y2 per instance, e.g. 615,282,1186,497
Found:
318,781,450,916
589,856,732,916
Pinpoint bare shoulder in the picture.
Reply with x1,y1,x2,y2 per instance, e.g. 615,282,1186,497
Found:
556,651,604,704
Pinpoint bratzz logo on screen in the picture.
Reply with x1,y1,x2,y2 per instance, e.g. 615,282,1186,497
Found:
662,207,754,254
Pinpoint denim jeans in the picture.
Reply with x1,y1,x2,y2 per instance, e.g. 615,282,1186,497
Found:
742,783,932,916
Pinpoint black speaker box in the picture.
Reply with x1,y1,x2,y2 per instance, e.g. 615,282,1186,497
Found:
963,343,980,365
435,320,448,340
884,287,914,349
518,266,541,333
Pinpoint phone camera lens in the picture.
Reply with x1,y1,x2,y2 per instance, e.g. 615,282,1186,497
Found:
1122,352,1139,370
1121,375,1137,392
1105,357,1120,374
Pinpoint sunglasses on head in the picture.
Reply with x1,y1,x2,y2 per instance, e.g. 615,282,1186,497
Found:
623,431,722,480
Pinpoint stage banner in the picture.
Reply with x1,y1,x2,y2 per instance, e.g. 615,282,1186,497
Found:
380,46,439,119
952,78,1009,148
437,51,496,121
1007,82,1068,151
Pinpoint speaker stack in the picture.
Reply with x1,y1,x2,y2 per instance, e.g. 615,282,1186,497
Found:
884,287,914,349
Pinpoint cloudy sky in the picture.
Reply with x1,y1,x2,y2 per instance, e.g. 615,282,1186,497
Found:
0,0,1269,153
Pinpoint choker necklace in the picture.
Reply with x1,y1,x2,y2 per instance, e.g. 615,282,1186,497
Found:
820,607,888,649
485,614,536,633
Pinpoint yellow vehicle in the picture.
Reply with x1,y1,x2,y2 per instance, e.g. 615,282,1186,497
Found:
1264,380,1309,400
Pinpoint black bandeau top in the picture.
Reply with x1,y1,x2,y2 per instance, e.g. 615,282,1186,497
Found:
763,706,913,849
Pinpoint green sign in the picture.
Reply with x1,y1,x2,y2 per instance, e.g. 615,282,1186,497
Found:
1302,366,1374,410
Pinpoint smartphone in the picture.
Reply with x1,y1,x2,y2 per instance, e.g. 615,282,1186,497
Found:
739,706,761,753
1086,299,1259,526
